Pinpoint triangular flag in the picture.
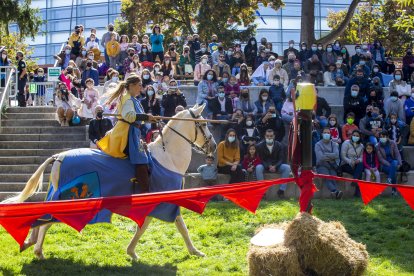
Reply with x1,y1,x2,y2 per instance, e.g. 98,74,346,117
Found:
397,186,414,210
53,210,101,232
0,215,40,247
169,195,214,214
223,185,269,213
358,182,387,205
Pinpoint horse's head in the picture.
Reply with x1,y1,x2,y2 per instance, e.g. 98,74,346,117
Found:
169,104,217,155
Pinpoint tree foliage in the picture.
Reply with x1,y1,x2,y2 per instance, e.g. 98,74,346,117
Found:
0,0,43,42
116,0,284,47
327,0,413,56
394,0,414,33
0,34,37,72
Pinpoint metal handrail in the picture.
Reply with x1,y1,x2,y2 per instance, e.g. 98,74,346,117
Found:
0,67,16,131
54,43,67,68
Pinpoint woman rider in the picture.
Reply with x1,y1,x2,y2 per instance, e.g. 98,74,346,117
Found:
97,74,156,193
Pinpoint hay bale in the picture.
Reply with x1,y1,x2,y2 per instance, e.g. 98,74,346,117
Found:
284,213,369,276
248,244,303,276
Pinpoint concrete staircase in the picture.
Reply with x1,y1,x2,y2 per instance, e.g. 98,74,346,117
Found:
0,107,89,201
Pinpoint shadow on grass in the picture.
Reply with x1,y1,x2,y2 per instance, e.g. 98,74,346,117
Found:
7,258,177,276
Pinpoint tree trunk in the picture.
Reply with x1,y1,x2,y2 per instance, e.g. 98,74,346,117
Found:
301,0,315,46
316,0,361,44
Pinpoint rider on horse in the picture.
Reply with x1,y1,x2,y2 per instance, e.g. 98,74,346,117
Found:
97,74,156,193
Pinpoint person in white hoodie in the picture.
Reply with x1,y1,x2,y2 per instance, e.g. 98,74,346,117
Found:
267,59,288,87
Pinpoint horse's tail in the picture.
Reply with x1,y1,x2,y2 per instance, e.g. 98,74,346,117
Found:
2,155,57,203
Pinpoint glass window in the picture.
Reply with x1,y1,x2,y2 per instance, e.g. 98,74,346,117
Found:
28,35,46,45
48,0,72,8
320,0,352,4
77,4,108,17
109,2,122,14
257,3,282,16
282,30,300,43
50,32,71,43
256,16,281,29
48,6,76,20
32,0,47,9
32,45,46,57
256,30,281,43
78,16,108,29
48,20,71,32
8,24,19,33
280,17,301,30
281,4,301,16
320,5,349,17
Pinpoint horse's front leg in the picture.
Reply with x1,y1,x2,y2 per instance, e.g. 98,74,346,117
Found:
175,215,205,257
20,227,40,253
127,216,153,261
33,223,52,260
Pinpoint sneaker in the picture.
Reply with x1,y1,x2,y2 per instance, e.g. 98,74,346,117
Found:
277,189,285,198
387,178,392,184
335,190,343,199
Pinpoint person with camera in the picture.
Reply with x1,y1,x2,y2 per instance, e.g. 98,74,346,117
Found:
55,82,81,127
150,25,164,63
315,127,343,199
257,105,285,142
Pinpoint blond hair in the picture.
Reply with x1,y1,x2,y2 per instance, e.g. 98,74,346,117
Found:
105,74,141,105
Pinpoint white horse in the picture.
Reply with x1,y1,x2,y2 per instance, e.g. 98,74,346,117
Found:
4,104,216,260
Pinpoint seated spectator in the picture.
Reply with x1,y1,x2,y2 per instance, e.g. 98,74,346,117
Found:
225,46,234,65
123,48,136,77
315,127,343,199
383,57,396,75
298,42,308,64
269,75,286,114
254,89,272,118
55,82,81,127
323,63,337,87
332,60,348,87
287,60,306,82
338,47,350,69
389,69,411,100
384,91,406,123
230,50,244,76
68,25,85,59
141,69,154,88
241,114,261,148
88,105,113,149
210,86,233,120
281,88,295,123
196,69,218,107
376,131,402,194
212,52,231,81
370,65,384,86
256,129,291,198
340,129,364,197
283,40,299,64
351,45,363,67
161,54,174,77
350,56,371,77
178,46,195,77
106,33,121,69
79,78,99,119
306,43,322,60
244,37,258,68
403,87,414,124
139,44,154,68
197,155,218,187
79,50,98,72
402,47,414,82
366,85,384,111
228,109,245,139
242,144,262,181
54,45,72,69
75,47,87,68
322,44,337,69
254,50,268,70
219,71,231,87
328,114,342,144
236,63,250,86
85,28,100,46
251,61,271,86
342,112,358,141
103,70,119,95
385,112,404,153
238,88,257,115
128,34,141,54
224,76,240,96
257,105,285,142
315,88,331,127
282,53,296,73
141,85,161,116
162,79,187,117
365,106,384,144
268,59,288,87
118,35,130,67
304,54,324,85
81,59,99,88
195,43,212,65
194,55,211,86
217,129,245,184
363,142,380,183
166,43,179,70
211,45,226,66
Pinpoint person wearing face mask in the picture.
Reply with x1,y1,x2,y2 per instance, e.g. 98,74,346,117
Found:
208,34,219,52
118,34,130,67
79,50,98,71
68,25,85,59
269,75,285,114
210,86,233,121
81,59,99,88
306,44,322,60
128,34,142,54
236,64,250,86
351,45,363,67
197,70,218,116
250,61,270,87
0,49,10,87
322,44,337,70
343,84,364,125
350,55,371,77
366,84,384,109
219,72,231,87
237,88,257,115
188,34,200,60
55,82,81,126
106,33,121,69
298,42,308,64
370,65,384,86
88,105,113,149
315,127,343,199
75,47,87,68
103,70,120,95
282,53,297,74
257,105,285,142
283,40,299,64
402,48,414,81
15,51,28,107
162,80,187,117
194,55,212,86
139,45,154,68
384,91,406,123
217,129,245,184
79,78,100,119
383,57,395,75
365,106,384,144
179,46,195,76
230,50,245,76
384,113,404,153
244,37,258,68
403,87,414,124
344,69,370,98
390,69,411,99
150,25,164,63
54,45,73,69
195,43,212,65
268,59,288,87
161,54,175,77
376,131,402,192
254,50,268,70
304,54,324,85
254,89,273,118
85,28,100,45
141,69,154,89
332,60,347,87
141,85,161,119
32,68,46,106
241,114,261,147
340,129,364,197
327,114,342,144
341,112,358,141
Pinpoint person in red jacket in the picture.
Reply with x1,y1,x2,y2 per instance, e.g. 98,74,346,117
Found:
242,144,262,181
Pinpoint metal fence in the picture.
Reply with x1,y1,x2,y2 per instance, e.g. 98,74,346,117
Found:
27,81,57,106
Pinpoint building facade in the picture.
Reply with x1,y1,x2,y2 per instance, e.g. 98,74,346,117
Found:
10,0,352,65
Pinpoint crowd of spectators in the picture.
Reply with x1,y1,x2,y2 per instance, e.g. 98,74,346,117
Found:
3,22,414,197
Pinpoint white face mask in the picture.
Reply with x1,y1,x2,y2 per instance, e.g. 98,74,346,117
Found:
88,55,94,60
201,59,207,64
1,54,6,59
246,120,252,127
262,96,268,101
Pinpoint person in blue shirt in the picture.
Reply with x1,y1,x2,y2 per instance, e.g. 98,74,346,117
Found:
150,25,165,63
350,56,371,77
404,88,414,124
81,59,99,88
251,61,270,86
345,69,370,99
269,75,286,114
208,34,219,53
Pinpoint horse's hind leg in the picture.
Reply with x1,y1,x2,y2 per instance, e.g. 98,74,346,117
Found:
20,227,40,253
175,216,205,257
127,216,153,261
33,223,51,260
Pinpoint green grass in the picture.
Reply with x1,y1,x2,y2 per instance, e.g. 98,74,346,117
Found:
0,198,413,275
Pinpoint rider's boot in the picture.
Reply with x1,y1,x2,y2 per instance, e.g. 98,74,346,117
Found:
131,164,150,193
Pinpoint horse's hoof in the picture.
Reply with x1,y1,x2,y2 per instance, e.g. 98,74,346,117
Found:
127,250,138,261
189,248,206,257
34,250,45,260
20,241,35,253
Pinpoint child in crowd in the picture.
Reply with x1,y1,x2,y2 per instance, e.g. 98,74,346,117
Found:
269,75,286,114
328,114,342,144
225,76,240,95
241,114,261,153
79,78,99,119
385,112,403,154
341,112,358,141
242,144,262,181
363,143,380,182
197,155,218,187
33,68,46,106
365,106,383,144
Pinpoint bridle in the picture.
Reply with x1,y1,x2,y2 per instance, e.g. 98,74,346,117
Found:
159,110,214,155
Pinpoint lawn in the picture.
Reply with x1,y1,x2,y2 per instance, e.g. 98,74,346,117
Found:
0,197,413,276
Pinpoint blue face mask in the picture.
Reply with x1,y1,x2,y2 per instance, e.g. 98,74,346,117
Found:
207,75,213,80
228,136,235,143
391,96,398,102
322,133,331,140
218,92,225,98
352,136,360,143
351,90,358,97
356,48,361,54
147,90,154,97
395,75,401,81
359,61,366,65
266,138,273,145
380,137,388,144
222,77,228,83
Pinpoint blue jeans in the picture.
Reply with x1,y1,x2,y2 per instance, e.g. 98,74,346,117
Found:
255,164,291,191
381,160,399,184
316,165,338,192
231,66,240,76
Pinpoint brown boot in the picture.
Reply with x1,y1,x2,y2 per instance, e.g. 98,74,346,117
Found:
131,164,150,193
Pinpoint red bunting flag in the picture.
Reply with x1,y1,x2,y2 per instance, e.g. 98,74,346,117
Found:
398,186,414,210
358,182,387,205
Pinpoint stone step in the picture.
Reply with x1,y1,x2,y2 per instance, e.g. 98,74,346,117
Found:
7,107,56,113
1,174,50,182
0,156,50,165
0,182,49,192
0,149,70,156
0,126,86,135
0,141,89,149
0,192,47,202
0,133,86,142
0,164,52,174
2,119,61,127
4,113,56,120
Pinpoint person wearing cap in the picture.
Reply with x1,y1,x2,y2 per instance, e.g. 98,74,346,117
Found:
68,25,85,58
267,59,288,87
101,24,119,65
283,40,299,63
89,105,113,149
194,54,211,86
